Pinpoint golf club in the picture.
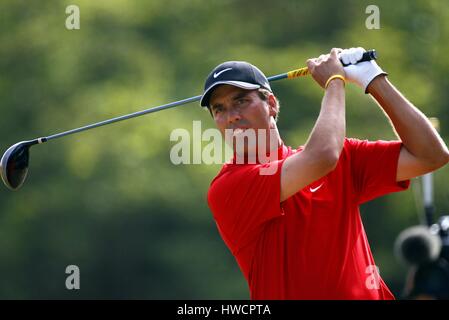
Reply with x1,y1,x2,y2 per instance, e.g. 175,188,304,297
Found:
0,50,377,190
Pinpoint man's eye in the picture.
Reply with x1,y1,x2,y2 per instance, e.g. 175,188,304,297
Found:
236,98,248,105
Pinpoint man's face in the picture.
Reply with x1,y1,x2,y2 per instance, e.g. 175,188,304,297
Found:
209,85,277,133
208,85,279,155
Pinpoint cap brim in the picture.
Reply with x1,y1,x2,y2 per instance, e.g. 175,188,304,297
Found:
200,81,260,107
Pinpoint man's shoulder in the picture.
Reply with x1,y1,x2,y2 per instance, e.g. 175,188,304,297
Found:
209,162,258,187
209,146,294,188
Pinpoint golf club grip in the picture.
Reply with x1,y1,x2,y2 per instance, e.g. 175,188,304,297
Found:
341,49,377,66
284,49,377,79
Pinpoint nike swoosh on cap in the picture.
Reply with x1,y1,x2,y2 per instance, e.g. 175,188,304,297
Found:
213,68,233,78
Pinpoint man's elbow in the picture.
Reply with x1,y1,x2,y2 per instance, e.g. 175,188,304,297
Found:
304,142,343,173
319,148,341,172
428,148,449,171
436,149,449,167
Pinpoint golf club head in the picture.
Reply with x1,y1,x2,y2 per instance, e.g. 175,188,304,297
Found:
0,140,37,190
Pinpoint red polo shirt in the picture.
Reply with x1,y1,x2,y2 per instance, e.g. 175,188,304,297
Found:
207,138,410,299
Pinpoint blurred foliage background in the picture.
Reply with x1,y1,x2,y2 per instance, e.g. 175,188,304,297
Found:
0,0,448,299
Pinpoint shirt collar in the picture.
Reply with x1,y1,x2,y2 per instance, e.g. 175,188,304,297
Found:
229,141,288,165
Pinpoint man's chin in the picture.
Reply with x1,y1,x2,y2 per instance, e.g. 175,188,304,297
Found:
223,128,278,161
233,143,263,163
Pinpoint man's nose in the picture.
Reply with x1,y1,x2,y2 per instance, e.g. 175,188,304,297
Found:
227,108,241,124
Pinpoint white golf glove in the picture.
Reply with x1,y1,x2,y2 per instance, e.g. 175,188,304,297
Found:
339,47,387,93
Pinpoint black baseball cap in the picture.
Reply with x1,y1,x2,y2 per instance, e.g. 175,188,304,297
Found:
200,61,272,107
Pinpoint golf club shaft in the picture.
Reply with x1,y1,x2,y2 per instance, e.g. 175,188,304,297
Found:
36,49,376,144
43,95,203,142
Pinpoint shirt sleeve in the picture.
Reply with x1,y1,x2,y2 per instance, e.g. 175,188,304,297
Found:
207,160,285,253
346,138,410,204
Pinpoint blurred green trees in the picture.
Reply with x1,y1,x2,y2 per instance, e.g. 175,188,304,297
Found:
0,0,448,298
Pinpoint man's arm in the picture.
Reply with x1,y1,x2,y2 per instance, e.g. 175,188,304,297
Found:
280,48,345,202
367,76,449,182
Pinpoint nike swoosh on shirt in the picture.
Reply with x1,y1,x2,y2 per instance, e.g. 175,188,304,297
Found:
213,68,233,78
309,182,324,193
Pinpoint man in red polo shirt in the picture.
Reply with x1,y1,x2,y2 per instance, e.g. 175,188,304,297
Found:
200,48,449,299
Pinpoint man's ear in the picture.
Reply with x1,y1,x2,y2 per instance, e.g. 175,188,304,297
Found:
267,94,278,118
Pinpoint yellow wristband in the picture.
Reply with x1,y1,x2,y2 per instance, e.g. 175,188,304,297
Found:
325,75,346,89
